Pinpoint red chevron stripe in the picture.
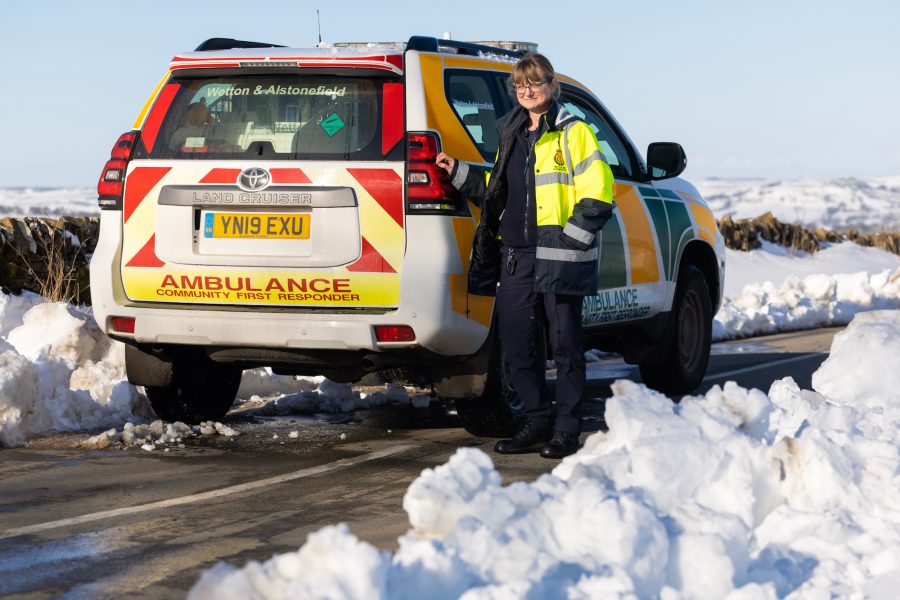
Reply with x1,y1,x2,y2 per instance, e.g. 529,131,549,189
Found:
125,234,165,267
270,168,312,184
141,83,180,153
347,168,403,228
382,83,404,156
200,168,242,184
123,167,171,223
346,237,395,273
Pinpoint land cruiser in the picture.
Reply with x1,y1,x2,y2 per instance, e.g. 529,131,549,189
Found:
90,36,725,435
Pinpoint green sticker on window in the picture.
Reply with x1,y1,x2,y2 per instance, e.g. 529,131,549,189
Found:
320,113,345,137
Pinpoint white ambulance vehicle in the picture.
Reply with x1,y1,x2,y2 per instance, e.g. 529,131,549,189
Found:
90,36,725,434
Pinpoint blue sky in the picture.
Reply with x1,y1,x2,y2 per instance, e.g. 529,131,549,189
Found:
1,0,898,186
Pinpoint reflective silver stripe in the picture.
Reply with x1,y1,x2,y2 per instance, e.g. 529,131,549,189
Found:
536,171,573,187
536,246,599,262
450,160,469,190
573,150,607,176
563,122,574,179
563,222,594,244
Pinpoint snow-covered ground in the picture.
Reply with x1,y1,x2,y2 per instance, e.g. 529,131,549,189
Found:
190,311,900,599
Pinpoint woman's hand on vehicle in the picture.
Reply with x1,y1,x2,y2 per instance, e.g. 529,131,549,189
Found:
435,152,456,175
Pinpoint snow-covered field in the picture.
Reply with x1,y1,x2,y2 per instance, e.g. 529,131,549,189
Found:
696,176,900,232
1,183,899,597
0,187,97,218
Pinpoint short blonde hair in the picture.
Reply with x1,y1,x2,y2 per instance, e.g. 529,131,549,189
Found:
509,53,560,99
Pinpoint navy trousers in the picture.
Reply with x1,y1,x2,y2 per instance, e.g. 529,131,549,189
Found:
496,246,586,434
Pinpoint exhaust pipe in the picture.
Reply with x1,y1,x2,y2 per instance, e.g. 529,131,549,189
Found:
361,353,382,372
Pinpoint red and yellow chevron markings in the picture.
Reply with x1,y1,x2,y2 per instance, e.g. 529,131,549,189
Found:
346,168,404,273
120,164,406,306
123,167,171,269
126,234,165,268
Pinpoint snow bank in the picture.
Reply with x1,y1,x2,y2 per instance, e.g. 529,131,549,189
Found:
0,292,429,446
190,311,900,599
714,265,900,340
0,293,148,447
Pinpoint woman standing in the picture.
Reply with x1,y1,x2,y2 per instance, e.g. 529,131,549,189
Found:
436,53,614,459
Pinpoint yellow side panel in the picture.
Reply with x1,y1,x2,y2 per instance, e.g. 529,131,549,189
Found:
450,215,494,327
419,54,483,164
443,56,513,71
615,184,660,285
690,203,717,246
132,72,171,129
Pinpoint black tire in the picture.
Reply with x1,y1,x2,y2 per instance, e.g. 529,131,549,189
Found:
455,324,545,437
639,265,712,395
144,358,242,424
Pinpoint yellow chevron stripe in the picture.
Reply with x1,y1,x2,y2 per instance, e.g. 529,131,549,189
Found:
343,167,405,272
122,170,168,265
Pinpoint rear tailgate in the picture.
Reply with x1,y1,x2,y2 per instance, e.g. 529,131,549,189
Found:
120,64,405,309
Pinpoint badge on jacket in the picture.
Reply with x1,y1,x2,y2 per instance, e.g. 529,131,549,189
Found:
553,147,567,172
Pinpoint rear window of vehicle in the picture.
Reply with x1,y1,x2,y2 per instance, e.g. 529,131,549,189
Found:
135,74,404,161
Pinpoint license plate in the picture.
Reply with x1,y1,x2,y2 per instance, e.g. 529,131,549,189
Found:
203,212,310,239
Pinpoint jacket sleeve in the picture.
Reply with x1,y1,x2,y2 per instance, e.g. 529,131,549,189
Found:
560,121,615,251
448,143,500,209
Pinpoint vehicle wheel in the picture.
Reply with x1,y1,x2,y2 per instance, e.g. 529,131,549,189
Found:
639,265,712,395
454,325,544,438
144,359,242,424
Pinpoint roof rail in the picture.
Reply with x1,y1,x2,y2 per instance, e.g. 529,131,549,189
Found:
406,36,531,58
194,38,285,52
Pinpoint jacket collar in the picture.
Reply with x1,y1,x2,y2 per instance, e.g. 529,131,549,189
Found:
496,102,576,138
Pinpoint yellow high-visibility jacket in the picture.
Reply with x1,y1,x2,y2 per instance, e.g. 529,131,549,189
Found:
451,102,615,296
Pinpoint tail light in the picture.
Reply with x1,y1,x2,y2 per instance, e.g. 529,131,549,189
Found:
97,131,138,210
406,132,466,215
374,325,416,342
110,316,136,334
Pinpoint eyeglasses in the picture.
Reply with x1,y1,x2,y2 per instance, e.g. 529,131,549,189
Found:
513,81,548,94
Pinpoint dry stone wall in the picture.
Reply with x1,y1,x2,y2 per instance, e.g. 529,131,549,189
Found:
0,217,98,305
717,211,900,255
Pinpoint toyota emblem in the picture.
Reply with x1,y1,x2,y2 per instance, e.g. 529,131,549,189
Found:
237,167,271,191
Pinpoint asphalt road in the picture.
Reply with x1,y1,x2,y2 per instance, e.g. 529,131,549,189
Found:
0,327,838,599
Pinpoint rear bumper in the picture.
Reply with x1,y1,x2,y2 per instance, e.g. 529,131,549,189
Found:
90,211,491,356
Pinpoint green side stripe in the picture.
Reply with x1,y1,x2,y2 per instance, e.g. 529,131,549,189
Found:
638,186,659,197
665,200,694,281
658,188,680,200
597,213,628,290
644,198,670,282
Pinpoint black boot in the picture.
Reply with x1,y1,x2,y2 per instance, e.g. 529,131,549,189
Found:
540,431,581,459
494,420,552,454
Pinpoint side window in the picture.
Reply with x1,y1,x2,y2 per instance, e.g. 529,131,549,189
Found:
445,71,501,161
560,94,636,180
